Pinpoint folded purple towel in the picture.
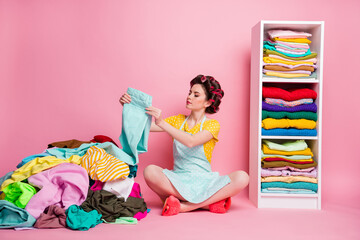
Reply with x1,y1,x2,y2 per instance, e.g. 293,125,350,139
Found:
262,102,317,113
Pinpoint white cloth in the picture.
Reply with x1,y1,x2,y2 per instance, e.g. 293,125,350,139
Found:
102,177,135,201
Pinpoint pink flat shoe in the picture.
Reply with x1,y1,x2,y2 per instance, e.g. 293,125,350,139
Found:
162,195,181,216
209,197,231,214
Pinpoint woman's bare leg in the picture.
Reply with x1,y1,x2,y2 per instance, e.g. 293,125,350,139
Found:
179,170,249,212
143,164,187,202
144,165,249,212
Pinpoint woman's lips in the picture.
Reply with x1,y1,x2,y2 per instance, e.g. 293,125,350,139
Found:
186,101,191,105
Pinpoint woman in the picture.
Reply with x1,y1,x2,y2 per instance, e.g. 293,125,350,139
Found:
119,75,249,216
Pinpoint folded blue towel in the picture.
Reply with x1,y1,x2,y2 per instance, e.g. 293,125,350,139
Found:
261,181,318,192
262,128,317,136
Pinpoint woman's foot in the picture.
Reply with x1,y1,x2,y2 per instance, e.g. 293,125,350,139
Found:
208,197,231,213
162,195,181,216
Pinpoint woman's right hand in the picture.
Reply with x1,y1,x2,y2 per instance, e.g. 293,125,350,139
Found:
119,93,131,106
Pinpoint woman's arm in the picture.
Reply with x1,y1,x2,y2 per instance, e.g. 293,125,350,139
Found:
146,106,213,148
120,93,163,132
150,121,164,132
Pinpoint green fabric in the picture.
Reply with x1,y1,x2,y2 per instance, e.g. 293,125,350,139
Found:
262,110,318,121
102,217,138,225
263,140,308,152
2,182,37,209
263,49,317,60
66,205,102,231
263,43,313,58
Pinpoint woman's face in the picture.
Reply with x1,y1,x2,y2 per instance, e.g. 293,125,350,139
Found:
186,84,211,111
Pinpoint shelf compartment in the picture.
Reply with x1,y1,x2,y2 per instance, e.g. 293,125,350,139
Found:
259,194,319,209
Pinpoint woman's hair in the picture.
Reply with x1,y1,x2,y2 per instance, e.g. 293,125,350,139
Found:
190,74,224,114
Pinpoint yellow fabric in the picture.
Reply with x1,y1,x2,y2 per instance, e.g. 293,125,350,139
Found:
261,176,318,184
0,155,81,191
263,57,314,66
261,158,313,162
80,146,129,182
273,37,312,44
165,114,220,163
264,71,310,78
262,118,316,130
262,144,313,157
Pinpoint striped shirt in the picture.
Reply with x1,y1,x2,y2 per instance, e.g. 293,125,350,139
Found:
80,146,130,182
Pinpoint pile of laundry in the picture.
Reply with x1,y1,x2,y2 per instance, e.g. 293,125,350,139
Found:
0,88,153,231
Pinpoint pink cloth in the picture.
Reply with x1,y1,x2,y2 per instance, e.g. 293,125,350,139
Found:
90,180,104,191
25,163,89,219
267,30,312,39
133,210,148,220
275,46,308,53
269,166,315,172
261,168,317,178
129,182,141,198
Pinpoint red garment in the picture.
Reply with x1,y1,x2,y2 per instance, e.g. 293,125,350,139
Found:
262,157,314,164
90,135,119,147
33,205,66,229
262,86,317,101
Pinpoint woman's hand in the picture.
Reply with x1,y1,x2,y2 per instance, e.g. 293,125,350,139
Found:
145,106,163,125
119,93,131,106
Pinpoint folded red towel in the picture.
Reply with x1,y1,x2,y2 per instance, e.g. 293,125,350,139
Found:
263,86,317,101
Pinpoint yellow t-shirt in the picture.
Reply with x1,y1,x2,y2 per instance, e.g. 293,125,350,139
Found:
164,114,220,163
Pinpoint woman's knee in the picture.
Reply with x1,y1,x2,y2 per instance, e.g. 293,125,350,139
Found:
143,164,163,183
230,170,249,190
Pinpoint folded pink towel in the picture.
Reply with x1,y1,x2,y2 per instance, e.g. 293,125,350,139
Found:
25,163,89,219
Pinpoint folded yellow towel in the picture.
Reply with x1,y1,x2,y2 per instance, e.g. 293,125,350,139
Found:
262,144,313,156
264,71,310,78
261,176,318,184
263,57,314,66
273,37,312,44
262,118,316,130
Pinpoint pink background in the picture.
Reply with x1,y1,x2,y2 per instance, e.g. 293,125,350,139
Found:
0,0,359,210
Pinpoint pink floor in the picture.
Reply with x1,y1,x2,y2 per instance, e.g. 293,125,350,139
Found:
1,194,359,240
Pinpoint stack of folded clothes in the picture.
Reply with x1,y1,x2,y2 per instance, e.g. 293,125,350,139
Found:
261,140,318,194
0,135,149,230
263,30,317,80
262,86,318,136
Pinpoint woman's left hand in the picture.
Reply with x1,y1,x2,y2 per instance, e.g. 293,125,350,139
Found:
145,106,163,125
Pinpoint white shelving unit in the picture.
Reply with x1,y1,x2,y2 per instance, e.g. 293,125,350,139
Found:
249,20,324,209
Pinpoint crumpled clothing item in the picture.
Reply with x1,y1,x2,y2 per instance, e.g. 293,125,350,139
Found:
80,189,147,222
103,177,134,201
90,135,119,147
1,155,81,191
0,200,36,228
0,171,14,188
133,210,148,221
25,163,89,219
81,146,130,182
102,217,137,224
90,180,104,191
16,153,51,168
33,205,66,229
66,205,102,231
2,182,37,208
129,182,141,198
48,139,91,149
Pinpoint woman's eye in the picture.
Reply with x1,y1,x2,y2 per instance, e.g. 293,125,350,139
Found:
195,95,199,97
